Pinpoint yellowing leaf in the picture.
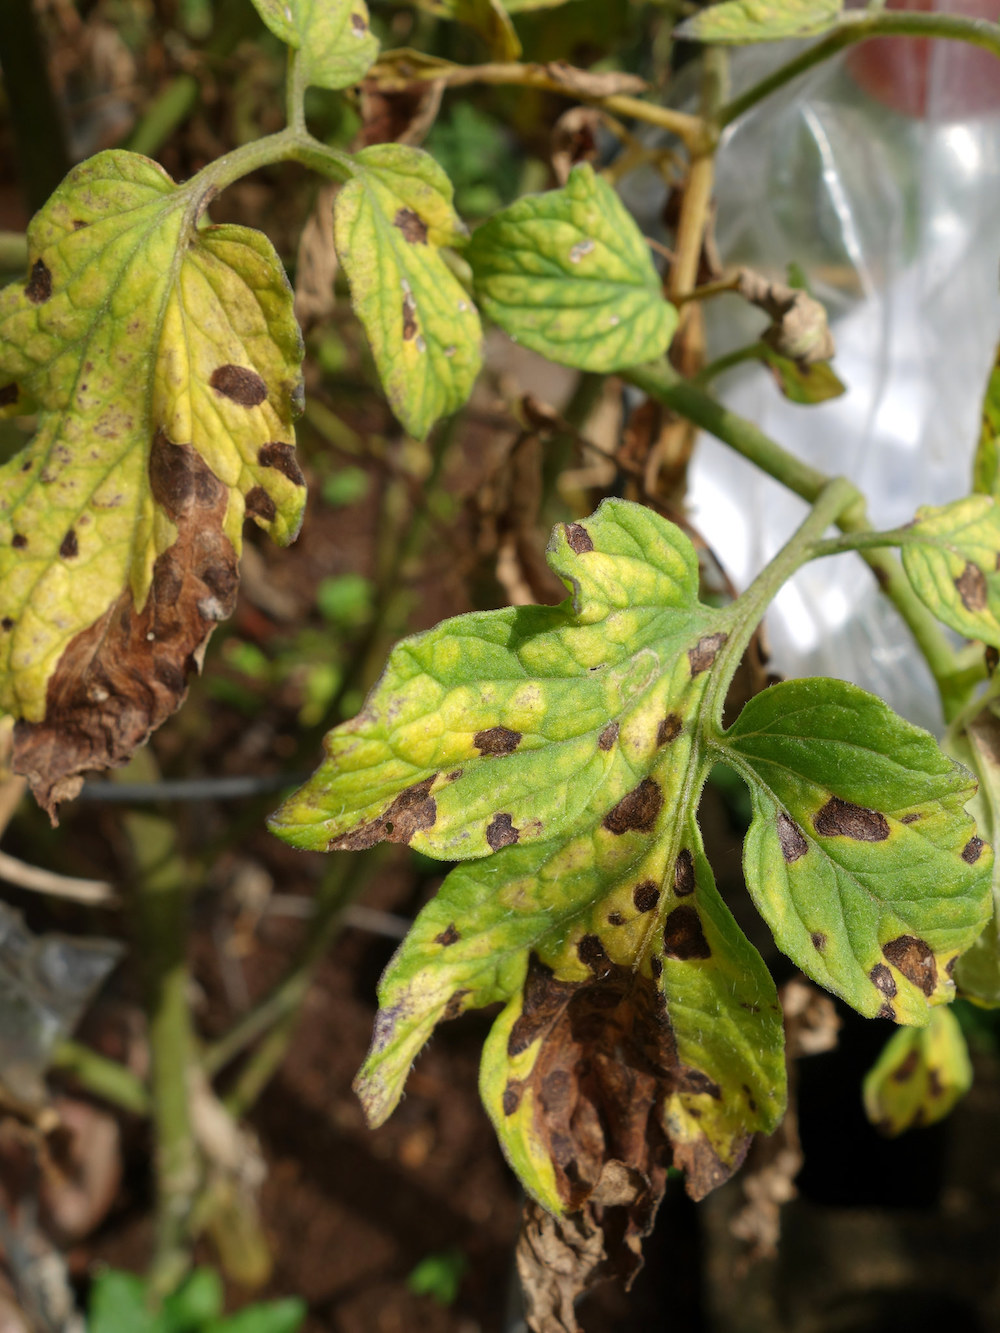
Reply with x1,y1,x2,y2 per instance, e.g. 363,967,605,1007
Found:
950,702,1000,1007
972,336,1000,496
424,0,522,59
250,0,379,91
863,1006,972,1136
335,145,482,440
0,151,306,815
901,496,1000,648
676,0,843,43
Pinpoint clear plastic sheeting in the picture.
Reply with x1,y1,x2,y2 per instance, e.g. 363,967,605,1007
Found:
685,37,1000,732
0,903,122,1107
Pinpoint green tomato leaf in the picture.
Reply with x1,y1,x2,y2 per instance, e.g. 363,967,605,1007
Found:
335,144,482,440
0,151,305,817
760,346,846,405
207,1300,307,1333
676,0,843,43
724,678,992,1026
88,1271,162,1333
862,1006,972,1136
950,701,1000,1006
972,336,1000,496
427,0,522,58
467,164,677,372
163,1269,224,1328
250,0,378,90
900,496,1000,648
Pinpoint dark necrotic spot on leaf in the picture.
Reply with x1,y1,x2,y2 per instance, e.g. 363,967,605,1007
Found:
351,10,368,32
258,442,306,487
435,923,460,946
328,777,437,850
486,812,519,850
474,725,521,756
577,934,612,977
502,1081,523,1116
402,292,418,341
1,618,13,631
607,911,625,926
928,1067,943,1098
393,207,428,244
656,713,682,746
883,935,937,997
564,522,594,554
209,364,268,407
688,632,728,677
11,534,27,548
150,430,224,519
663,906,711,960
540,1069,573,1113
71,219,87,230
955,561,988,613
811,931,826,951
0,383,18,406
877,1003,896,1021
673,849,695,897
59,529,78,559
777,812,808,862
633,880,659,912
602,778,662,835
891,1049,920,1083
447,768,463,781
650,955,663,978
962,836,985,864
901,812,922,824
507,954,577,1056
25,259,52,304
598,721,619,751
442,988,470,1020
813,796,889,842
245,486,277,522
676,1069,721,1099
870,963,897,998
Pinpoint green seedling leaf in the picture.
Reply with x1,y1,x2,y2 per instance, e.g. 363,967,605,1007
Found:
950,702,1000,1006
900,496,1000,648
0,151,306,817
760,346,845,405
250,0,378,91
207,1300,307,1333
467,164,677,372
725,678,991,1025
88,1271,161,1333
407,1249,467,1305
336,144,482,440
676,0,843,43
973,336,1000,496
863,1006,972,1135
162,1269,224,1328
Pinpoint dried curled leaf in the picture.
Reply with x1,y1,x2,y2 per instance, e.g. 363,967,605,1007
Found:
737,268,835,368
863,1006,972,1136
0,151,305,816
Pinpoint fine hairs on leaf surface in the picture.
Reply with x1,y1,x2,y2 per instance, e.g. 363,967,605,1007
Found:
272,499,991,1218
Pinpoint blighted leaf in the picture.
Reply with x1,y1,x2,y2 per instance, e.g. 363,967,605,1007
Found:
863,1006,972,1135
973,337,1000,496
467,164,677,372
900,496,1000,648
724,678,992,1025
950,701,1000,1006
676,0,843,43
335,144,482,439
250,0,378,91
738,268,835,368
0,151,305,815
760,346,845,405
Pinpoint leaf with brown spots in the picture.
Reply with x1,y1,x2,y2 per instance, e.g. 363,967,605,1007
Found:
333,144,481,440
947,701,1000,1006
862,1007,972,1136
249,0,379,91
898,496,1000,648
725,677,991,1024
0,151,305,817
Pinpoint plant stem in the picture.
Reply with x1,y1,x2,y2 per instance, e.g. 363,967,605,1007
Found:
719,11,1000,129
50,1040,150,1116
693,341,766,387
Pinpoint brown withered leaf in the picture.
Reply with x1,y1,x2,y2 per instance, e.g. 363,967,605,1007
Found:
551,107,602,186
736,266,835,367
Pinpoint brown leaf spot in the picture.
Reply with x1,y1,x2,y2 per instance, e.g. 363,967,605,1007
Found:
474,725,521,756
434,923,460,947
59,529,78,559
402,292,418,341
663,906,711,960
955,561,988,613
577,934,612,978
891,1049,920,1083
777,812,808,862
607,911,625,926
442,988,470,1020
486,812,518,850
0,383,18,407
870,963,897,998
811,932,826,951
656,713,681,746
673,849,695,897
245,486,276,523
502,1081,523,1116
962,836,985,864
901,812,921,824
209,364,268,407
928,1067,943,1098
563,522,594,553
883,935,937,997
393,207,428,244
688,632,728,677
650,955,663,978
446,769,463,781
25,259,52,303
350,10,368,33
328,776,438,850
507,956,576,1057
603,778,662,835
633,880,659,913
1,618,13,632
258,442,306,487
11,533,27,549
877,1003,897,1020
13,434,238,820
598,721,619,751
814,796,889,842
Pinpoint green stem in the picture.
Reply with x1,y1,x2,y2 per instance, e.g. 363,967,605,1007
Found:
720,11,1000,129
693,341,766,387
50,1040,151,1116
286,48,307,133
